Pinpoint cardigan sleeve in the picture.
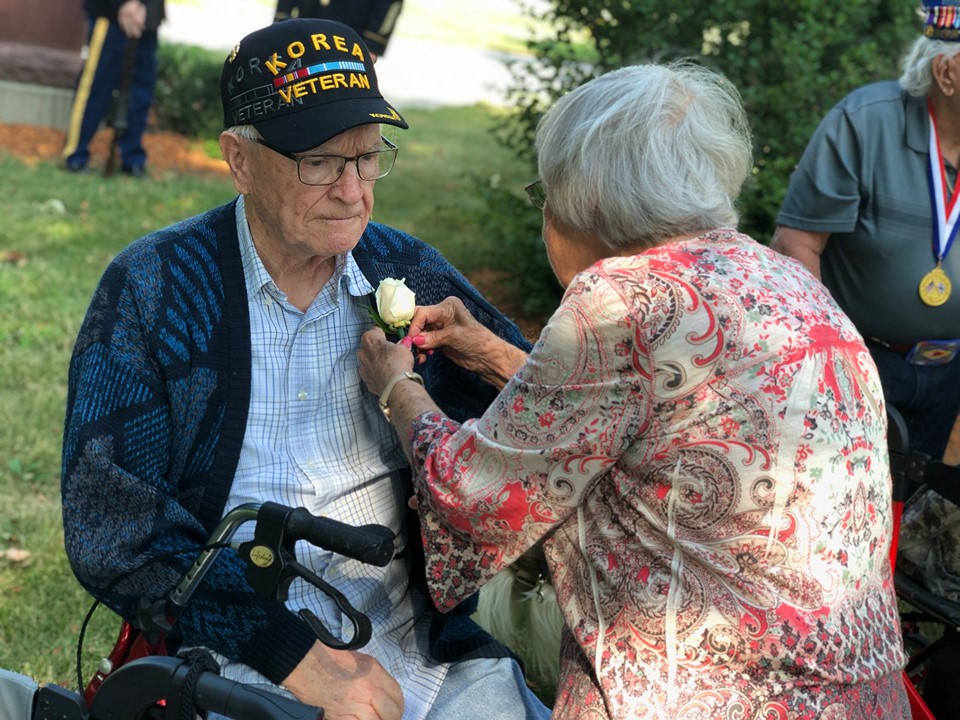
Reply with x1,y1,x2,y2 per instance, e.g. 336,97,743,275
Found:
61,234,316,685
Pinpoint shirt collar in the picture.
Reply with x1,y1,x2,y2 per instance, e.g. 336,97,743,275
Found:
906,90,930,156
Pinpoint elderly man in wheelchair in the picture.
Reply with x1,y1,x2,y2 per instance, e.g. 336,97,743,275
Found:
51,16,550,720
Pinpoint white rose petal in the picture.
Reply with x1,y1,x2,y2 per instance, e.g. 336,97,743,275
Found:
375,277,416,328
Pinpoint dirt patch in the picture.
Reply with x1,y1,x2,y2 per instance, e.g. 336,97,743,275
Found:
0,123,229,176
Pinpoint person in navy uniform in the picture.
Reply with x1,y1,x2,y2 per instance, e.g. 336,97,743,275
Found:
274,0,403,58
62,0,164,176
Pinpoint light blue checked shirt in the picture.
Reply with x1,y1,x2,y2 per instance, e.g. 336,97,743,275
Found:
209,198,449,719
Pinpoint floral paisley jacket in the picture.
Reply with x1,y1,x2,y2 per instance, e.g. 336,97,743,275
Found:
410,230,909,719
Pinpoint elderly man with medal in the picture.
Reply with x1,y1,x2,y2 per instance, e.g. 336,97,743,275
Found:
773,2,960,715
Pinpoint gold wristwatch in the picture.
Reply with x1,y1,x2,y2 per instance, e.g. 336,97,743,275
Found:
378,371,424,421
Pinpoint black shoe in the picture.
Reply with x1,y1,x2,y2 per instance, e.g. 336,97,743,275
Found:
63,161,87,173
122,164,146,177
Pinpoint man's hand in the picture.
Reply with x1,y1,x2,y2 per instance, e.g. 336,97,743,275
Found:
282,641,404,720
770,226,829,282
117,0,147,39
357,327,417,398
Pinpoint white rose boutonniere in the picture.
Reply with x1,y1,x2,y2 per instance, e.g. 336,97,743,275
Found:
372,277,416,337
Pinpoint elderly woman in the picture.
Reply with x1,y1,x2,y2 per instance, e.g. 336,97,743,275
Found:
358,62,909,718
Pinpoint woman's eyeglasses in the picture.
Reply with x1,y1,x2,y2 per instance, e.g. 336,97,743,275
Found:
525,179,546,210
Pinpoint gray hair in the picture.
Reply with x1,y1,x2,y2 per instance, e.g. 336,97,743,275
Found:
225,124,260,141
535,62,753,251
900,36,960,97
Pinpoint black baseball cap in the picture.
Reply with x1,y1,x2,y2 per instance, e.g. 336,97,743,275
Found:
220,18,408,153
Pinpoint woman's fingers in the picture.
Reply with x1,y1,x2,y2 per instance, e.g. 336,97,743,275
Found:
361,326,388,346
408,297,468,337
408,298,477,351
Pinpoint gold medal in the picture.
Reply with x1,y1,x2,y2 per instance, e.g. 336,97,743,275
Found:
919,264,952,306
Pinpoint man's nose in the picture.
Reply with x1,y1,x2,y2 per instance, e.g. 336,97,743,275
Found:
329,160,367,199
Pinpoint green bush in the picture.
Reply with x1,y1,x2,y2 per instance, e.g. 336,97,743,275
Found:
154,42,226,137
528,0,921,243
483,0,918,309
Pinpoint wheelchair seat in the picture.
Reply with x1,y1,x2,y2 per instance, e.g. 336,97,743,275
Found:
0,668,38,720
895,569,960,630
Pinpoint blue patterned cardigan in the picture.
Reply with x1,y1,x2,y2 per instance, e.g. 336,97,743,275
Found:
61,199,532,685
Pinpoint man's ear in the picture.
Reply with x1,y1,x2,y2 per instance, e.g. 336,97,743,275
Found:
933,53,958,97
219,131,254,193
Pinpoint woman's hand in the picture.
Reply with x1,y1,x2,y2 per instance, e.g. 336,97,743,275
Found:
283,641,404,720
408,298,529,390
358,327,415,397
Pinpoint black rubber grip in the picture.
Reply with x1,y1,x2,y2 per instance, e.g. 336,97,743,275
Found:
194,673,323,720
283,508,396,567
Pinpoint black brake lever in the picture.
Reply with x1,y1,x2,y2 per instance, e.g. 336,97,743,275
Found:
291,556,373,650
238,504,375,650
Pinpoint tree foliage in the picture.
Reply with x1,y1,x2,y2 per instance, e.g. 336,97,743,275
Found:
154,43,226,138
499,0,919,244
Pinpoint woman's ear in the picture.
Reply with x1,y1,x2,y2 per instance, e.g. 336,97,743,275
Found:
219,131,253,194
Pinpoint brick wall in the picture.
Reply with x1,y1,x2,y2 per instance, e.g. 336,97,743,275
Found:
0,0,86,88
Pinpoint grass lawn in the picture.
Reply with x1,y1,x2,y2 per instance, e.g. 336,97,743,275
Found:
0,101,537,689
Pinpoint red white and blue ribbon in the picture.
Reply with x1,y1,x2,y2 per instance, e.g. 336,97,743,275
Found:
927,98,960,266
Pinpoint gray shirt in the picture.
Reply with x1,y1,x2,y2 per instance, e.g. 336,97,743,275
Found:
778,80,960,344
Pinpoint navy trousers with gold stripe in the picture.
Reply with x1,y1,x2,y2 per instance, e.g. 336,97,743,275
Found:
62,17,158,171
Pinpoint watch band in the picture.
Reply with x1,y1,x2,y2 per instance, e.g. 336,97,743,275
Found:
378,371,424,421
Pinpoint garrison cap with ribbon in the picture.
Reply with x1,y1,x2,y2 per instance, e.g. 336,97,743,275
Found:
923,0,960,40
220,18,408,154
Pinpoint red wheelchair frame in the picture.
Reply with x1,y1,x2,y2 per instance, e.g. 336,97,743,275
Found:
888,407,960,719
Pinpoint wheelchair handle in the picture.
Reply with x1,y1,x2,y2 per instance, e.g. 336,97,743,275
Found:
168,502,395,611
283,506,395,567
86,655,322,720
85,503,395,708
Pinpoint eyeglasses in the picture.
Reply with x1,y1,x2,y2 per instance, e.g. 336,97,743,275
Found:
250,137,398,186
525,179,546,210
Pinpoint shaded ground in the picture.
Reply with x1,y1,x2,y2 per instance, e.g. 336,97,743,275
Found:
0,123,228,175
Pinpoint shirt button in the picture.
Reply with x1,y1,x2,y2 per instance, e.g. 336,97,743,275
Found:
297,389,308,400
